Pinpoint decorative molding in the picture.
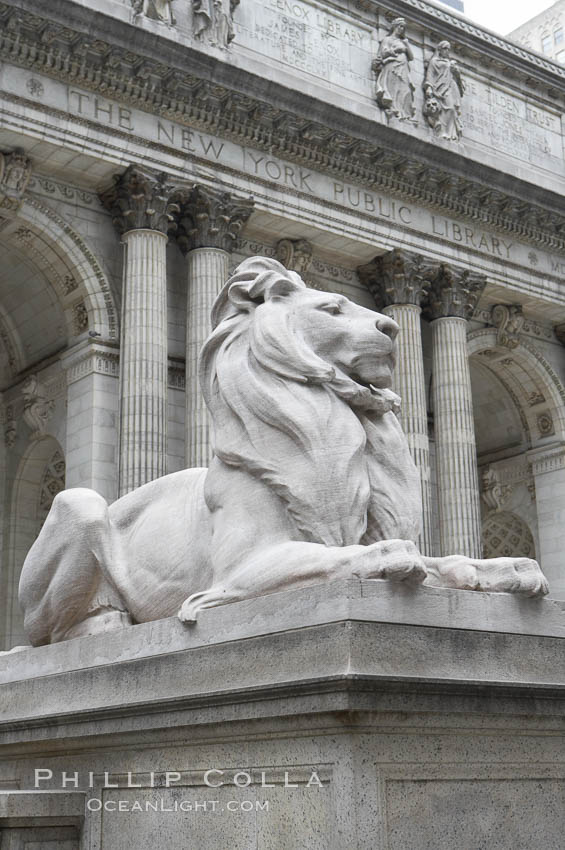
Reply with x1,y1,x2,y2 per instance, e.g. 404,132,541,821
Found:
62,341,120,385
4,403,16,448
175,184,254,254
491,304,524,350
100,164,180,236
1,7,565,253
357,248,440,308
425,264,487,320
27,174,95,205
527,443,565,476
38,448,65,519
474,307,555,343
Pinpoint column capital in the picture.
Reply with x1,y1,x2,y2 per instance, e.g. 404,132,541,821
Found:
357,249,440,309
425,263,487,321
99,164,180,236
175,185,254,255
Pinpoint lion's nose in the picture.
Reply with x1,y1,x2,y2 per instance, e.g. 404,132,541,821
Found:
375,316,399,341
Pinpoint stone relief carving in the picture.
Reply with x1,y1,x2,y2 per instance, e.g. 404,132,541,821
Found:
423,41,465,141
274,238,321,288
132,0,176,25
19,258,548,647
491,304,524,349
73,302,89,335
481,466,511,512
372,18,416,123
0,149,33,212
193,0,240,48
21,376,55,438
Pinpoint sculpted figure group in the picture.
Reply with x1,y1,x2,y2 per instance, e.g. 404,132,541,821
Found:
19,258,548,647
373,19,465,139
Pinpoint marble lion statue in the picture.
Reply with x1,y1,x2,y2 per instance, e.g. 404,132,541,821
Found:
19,256,548,646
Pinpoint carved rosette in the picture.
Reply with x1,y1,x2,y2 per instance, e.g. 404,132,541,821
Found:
175,185,254,254
425,264,487,320
0,148,33,212
358,249,440,309
491,304,524,349
100,165,180,236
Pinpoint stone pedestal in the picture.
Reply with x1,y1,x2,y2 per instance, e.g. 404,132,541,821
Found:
177,186,253,468
2,582,565,849
428,266,486,558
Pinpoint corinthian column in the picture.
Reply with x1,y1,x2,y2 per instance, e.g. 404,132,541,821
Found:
101,165,179,496
177,186,254,467
426,265,487,557
358,249,438,555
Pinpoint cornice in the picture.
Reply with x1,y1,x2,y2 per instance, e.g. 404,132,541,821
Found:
2,0,565,254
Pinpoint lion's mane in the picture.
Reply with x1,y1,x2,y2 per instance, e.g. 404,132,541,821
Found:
199,257,422,547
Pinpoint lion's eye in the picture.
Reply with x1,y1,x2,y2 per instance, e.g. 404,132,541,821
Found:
319,303,341,315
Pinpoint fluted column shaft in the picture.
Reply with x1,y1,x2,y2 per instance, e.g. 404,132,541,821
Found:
383,303,433,555
176,185,254,467
432,316,482,557
119,229,168,495
185,248,229,467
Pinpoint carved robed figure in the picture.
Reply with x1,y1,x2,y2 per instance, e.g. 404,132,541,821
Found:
19,258,548,646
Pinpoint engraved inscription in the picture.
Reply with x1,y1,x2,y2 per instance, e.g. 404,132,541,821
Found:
236,0,373,90
465,79,562,164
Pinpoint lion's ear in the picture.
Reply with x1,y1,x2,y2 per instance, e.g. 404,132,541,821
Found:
263,277,300,301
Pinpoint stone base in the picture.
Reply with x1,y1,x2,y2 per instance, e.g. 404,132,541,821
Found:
1,580,565,849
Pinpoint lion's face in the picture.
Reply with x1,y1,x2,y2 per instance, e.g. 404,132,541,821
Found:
268,287,399,389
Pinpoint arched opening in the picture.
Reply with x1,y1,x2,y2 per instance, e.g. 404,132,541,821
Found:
469,327,565,588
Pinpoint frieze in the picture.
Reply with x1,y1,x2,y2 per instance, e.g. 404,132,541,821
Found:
1,8,565,255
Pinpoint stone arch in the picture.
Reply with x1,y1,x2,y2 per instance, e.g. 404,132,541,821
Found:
468,327,565,449
3,436,65,649
8,196,118,345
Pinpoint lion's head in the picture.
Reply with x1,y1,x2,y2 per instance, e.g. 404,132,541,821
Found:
200,257,422,547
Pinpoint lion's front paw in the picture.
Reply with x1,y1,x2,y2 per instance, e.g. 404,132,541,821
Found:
423,555,549,597
353,539,427,584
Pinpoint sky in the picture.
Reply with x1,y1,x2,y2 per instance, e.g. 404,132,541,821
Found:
462,0,557,36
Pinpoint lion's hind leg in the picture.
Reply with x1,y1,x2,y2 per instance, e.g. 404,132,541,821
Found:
19,488,131,645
